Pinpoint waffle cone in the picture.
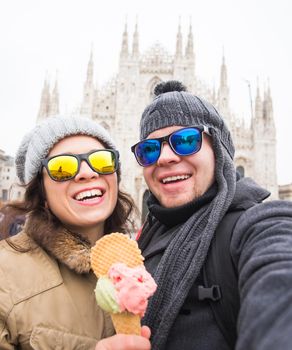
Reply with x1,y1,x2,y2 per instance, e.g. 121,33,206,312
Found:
111,312,141,335
91,233,146,335
91,232,144,277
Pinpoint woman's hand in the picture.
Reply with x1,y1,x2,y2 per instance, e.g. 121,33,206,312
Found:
95,326,151,350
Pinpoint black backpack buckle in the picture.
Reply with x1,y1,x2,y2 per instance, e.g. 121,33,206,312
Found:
198,285,221,301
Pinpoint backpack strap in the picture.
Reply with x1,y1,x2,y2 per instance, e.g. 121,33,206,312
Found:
200,210,245,349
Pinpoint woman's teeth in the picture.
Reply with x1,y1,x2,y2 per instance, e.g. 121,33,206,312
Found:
75,189,102,201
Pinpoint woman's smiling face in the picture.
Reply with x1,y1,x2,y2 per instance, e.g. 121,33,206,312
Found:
42,135,118,242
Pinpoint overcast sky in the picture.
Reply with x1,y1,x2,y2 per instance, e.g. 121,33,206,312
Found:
0,0,291,185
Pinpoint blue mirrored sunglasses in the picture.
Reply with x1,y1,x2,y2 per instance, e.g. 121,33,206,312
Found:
131,125,211,167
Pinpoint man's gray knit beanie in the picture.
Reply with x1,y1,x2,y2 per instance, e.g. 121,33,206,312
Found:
15,115,117,185
140,80,235,159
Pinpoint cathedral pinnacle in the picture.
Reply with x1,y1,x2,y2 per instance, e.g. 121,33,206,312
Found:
120,20,129,59
175,18,183,59
37,78,50,121
217,51,229,114
37,73,60,121
86,46,94,85
80,48,95,116
132,17,139,58
50,74,59,115
263,79,273,118
254,78,262,121
185,21,194,58
220,50,228,88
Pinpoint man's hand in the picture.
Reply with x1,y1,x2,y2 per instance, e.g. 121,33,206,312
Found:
95,326,151,350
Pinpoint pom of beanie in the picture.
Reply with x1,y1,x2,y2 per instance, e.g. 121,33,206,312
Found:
154,80,187,96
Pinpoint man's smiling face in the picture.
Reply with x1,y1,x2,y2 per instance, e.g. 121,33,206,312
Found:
143,125,216,208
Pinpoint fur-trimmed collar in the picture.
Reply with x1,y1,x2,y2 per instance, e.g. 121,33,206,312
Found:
24,210,92,274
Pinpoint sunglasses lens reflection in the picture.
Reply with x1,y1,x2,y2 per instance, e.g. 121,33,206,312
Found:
88,151,117,174
47,155,78,181
135,140,160,166
170,128,201,155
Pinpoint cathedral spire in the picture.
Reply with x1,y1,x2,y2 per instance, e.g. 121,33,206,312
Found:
220,49,228,89
266,78,272,101
217,50,229,114
175,18,183,59
80,47,95,115
86,45,94,85
50,73,59,115
212,80,217,105
255,77,262,117
252,78,277,198
37,75,50,121
132,17,139,58
120,19,129,59
185,21,194,59
263,78,273,120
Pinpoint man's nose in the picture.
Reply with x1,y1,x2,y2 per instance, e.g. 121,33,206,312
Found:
156,143,181,166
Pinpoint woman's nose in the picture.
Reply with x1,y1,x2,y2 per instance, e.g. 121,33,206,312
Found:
74,160,99,181
156,143,181,166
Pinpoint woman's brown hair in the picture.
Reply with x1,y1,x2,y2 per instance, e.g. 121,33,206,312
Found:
0,170,137,240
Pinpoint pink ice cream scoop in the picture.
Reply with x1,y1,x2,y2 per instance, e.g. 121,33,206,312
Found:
108,262,157,317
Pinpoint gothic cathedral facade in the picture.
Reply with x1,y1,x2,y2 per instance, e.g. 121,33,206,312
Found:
37,22,278,217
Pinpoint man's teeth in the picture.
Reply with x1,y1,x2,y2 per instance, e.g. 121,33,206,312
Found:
162,175,190,184
75,189,102,201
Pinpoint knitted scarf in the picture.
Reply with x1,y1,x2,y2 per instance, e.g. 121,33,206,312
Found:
140,130,236,349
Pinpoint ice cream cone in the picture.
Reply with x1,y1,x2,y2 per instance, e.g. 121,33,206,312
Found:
111,311,141,335
91,232,157,336
91,232,144,277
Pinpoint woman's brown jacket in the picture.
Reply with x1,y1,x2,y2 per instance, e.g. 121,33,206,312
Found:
0,214,114,349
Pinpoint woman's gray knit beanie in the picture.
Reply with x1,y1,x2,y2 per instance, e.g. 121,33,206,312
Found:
15,115,117,185
140,80,235,159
